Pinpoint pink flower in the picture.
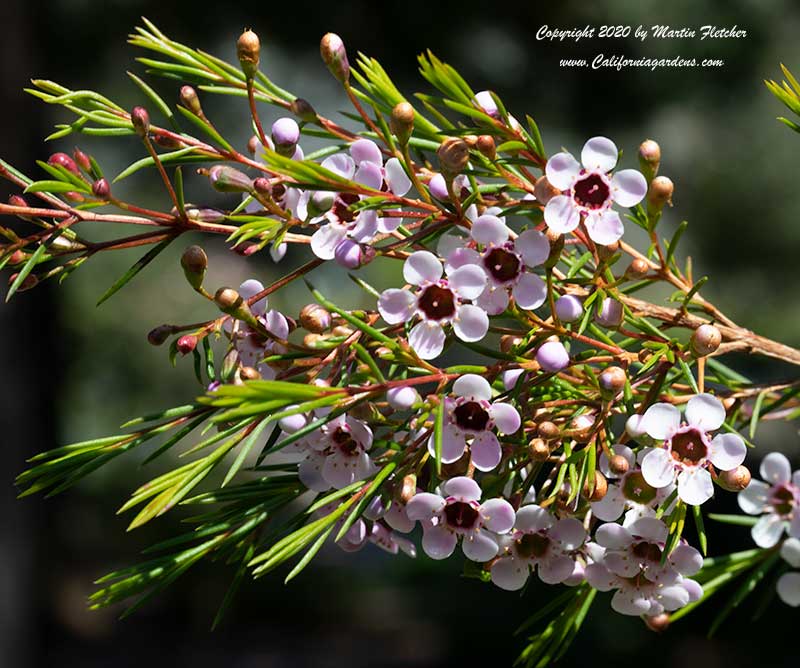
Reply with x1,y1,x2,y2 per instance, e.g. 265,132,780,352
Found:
406,477,515,561
544,136,647,245
426,374,521,472
638,394,747,505
738,452,800,547
490,504,587,591
377,250,488,359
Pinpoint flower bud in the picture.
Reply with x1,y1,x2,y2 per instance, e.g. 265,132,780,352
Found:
530,438,550,461
147,324,172,346
390,102,414,146
239,366,262,381
221,349,240,381
644,613,670,633
595,297,623,329
208,165,253,193
48,152,80,175
717,465,751,492
177,334,197,355
179,85,205,118
476,134,496,160
500,335,522,354
247,135,261,156
608,454,630,476
625,414,647,438
646,176,673,213
237,29,261,79
153,134,182,149
544,229,565,268
637,139,661,180
570,414,595,443
8,249,26,265
554,294,583,323
9,272,38,291
334,239,374,269
537,421,560,440
599,366,627,395
91,178,110,198
690,324,722,357
597,240,620,261
9,194,27,208
271,117,300,156
214,287,244,314
131,106,150,138
534,176,560,205
73,148,91,172
437,137,470,177
186,207,226,223
307,190,335,217
320,33,349,84
626,258,649,279
181,245,208,289
387,386,420,411
427,173,449,200
64,191,85,203
299,303,331,333
583,470,608,502
399,474,417,504
536,341,570,373
290,97,317,123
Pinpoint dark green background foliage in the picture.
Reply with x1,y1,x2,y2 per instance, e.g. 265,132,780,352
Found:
0,0,798,665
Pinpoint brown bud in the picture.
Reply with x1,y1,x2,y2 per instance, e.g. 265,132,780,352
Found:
637,139,661,180
537,421,560,441
237,30,261,79
690,324,722,357
638,348,652,364
131,106,150,138
647,176,673,212
530,438,550,461
332,324,354,338
181,245,208,289
290,97,317,123
608,454,630,476
476,134,496,160
644,613,670,633
399,474,417,504
320,33,349,84
208,165,253,193
437,137,470,177
303,333,326,348
599,366,627,394
500,335,522,354
48,152,80,175
626,257,649,279
534,176,560,205
569,414,595,443
179,85,204,118
247,135,261,155
73,148,91,172
299,303,331,333
147,324,172,346
214,287,243,313
717,465,751,492
176,334,197,355
239,366,262,381
583,470,608,502
91,178,110,198
544,229,565,268
153,134,182,149
390,102,414,146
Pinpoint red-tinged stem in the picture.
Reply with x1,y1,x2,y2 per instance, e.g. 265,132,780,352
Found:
142,137,182,217
247,81,270,149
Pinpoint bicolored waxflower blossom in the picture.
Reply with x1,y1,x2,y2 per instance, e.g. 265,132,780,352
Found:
490,504,587,591
777,537,800,607
226,279,290,380
592,517,703,586
591,444,674,524
438,214,550,315
544,136,647,245
637,394,747,506
377,250,488,360
738,452,800,547
406,476,515,561
295,413,376,491
308,139,411,260
426,374,521,472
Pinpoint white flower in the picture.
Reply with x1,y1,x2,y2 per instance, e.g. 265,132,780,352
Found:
777,537,800,607
426,374,521,472
377,250,488,360
438,214,549,315
638,394,747,506
737,452,800,547
543,136,647,245
490,504,587,591
406,477,515,561
308,139,412,259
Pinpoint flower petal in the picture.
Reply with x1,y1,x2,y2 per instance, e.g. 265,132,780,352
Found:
471,432,502,472
427,425,467,464
512,272,547,310
581,136,618,172
462,528,500,562
481,498,516,533
736,479,770,515
453,374,492,401
611,591,652,616
611,169,647,207
404,250,443,285
599,444,635,479
515,505,554,533
350,138,382,165
591,485,626,521
298,453,330,492
491,556,529,591
780,537,800,568
751,514,786,548
354,161,383,190
443,476,483,501
385,157,411,196
708,433,747,471
477,286,509,315
515,229,550,267
377,288,416,324
238,279,267,315
471,215,509,246
760,452,792,484
641,403,681,440
777,572,800,607
408,321,446,360
406,492,446,521
685,393,726,431
641,448,676,488
445,247,481,273
310,224,347,260
545,152,581,190
628,517,669,543
321,153,355,179
437,232,466,261
490,401,521,434
453,305,489,343
448,264,487,300
670,543,703,576
544,195,580,233
595,523,633,549
428,173,449,200
677,468,714,506
421,526,457,560
538,555,576,584
585,210,624,245
550,518,586,550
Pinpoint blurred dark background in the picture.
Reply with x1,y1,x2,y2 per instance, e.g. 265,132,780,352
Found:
1,0,799,666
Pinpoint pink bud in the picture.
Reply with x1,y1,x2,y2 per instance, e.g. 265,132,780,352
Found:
177,334,198,355
536,341,570,372
48,152,79,175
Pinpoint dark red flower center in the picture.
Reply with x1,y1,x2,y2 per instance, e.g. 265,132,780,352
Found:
516,532,550,559
621,471,658,505
631,540,663,562
483,247,521,284
770,484,797,517
332,427,359,456
453,400,491,432
332,192,359,223
670,428,708,465
444,501,480,530
417,284,457,321
573,172,610,210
